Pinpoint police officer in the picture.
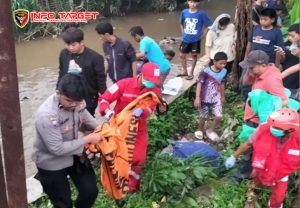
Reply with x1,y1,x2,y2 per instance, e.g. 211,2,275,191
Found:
32,73,100,208
225,108,300,208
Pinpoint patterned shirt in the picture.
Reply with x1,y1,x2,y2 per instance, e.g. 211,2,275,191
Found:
198,67,227,104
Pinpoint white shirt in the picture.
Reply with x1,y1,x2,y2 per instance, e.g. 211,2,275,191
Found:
205,23,236,62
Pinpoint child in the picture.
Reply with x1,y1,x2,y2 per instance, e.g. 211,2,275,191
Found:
245,8,284,66
194,52,227,141
178,0,212,80
274,3,284,27
164,49,175,61
252,0,268,26
281,23,300,100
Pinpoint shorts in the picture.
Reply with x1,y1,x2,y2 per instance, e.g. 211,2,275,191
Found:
179,41,201,54
199,102,222,118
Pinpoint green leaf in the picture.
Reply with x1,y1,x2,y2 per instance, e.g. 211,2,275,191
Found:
184,196,198,207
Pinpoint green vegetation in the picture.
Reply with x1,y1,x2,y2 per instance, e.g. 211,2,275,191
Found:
29,87,299,208
11,0,184,41
287,0,299,24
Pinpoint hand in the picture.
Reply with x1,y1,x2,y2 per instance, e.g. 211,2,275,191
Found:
291,48,300,57
225,155,236,170
194,98,201,108
104,109,114,121
133,108,143,117
85,132,101,144
274,46,285,56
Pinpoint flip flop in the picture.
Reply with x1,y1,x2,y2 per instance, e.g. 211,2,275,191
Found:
176,73,188,77
186,75,194,80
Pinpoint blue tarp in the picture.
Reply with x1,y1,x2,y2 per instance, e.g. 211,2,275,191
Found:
173,141,220,167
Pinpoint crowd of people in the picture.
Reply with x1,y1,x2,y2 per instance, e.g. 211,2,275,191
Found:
30,0,299,207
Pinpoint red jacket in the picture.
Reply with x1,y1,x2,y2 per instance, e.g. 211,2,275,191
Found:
98,77,161,131
252,124,300,186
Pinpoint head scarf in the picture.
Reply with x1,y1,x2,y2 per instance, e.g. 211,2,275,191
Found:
208,13,231,36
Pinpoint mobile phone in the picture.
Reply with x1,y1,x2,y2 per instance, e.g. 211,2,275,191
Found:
274,45,284,52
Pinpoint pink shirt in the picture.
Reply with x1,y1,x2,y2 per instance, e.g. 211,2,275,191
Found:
244,64,287,123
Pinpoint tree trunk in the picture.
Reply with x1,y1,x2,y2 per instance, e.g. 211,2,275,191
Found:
232,0,253,90
103,0,111,17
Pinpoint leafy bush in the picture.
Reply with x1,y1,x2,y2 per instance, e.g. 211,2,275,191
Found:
140,155,217,207
210,181,248,208
148,96,198,158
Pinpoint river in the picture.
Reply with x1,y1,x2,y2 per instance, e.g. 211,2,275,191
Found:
15,0,236,177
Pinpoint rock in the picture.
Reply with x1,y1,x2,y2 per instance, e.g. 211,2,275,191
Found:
26,176,43,203
159,37,177,46
220,118,239,141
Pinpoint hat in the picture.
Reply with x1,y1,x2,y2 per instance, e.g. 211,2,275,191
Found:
141,62,162,84
239,50,269,69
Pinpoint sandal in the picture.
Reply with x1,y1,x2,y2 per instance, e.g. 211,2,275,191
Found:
186,75,194,80
194,131,203,140
176,73,188,77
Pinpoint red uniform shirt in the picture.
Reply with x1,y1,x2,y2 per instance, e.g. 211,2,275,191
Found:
250,124,300,185
98,77,161,131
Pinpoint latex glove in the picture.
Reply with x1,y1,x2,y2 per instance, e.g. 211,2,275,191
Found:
225,155,236,170
105,109,114,121
133,108,143,117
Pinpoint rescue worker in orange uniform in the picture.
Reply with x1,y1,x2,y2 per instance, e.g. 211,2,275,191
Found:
225,108,300,208
98,62,161,192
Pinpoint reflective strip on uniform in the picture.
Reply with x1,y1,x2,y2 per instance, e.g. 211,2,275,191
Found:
279,176,289,182
129,170,140,180
122,93,139,98
100,99,110,104
268,200,283,208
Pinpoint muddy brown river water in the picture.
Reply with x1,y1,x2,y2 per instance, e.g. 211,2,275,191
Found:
14,0,235,177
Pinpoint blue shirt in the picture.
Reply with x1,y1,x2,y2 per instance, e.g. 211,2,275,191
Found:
140,36,171,73
266,0,277,8
198,67,227,104
180,9,212,43
248,26,284,63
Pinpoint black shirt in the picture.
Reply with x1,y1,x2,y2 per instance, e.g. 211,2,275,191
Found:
57,47,107,99
102,37,136,82
282,41,299,90
252,4,264,25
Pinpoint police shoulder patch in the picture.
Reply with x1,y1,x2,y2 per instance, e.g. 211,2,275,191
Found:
49,116,59,127
108,84,119,94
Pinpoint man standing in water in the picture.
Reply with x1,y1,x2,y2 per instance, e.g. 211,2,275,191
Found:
57,27,107,117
